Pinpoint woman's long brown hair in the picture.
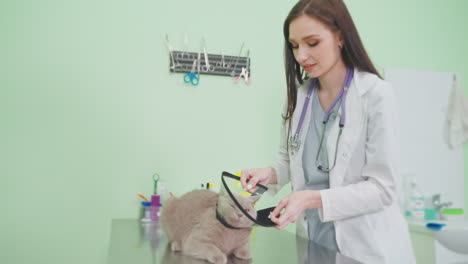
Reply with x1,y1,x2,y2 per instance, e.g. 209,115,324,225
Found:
283,0,381,134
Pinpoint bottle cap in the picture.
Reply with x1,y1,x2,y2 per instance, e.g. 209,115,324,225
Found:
142,201,151,206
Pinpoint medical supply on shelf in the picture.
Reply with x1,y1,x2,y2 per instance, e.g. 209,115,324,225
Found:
424,196,437,220
183,58,200,86
136,193,149,202
407,178,425,220
442,208,464,215
442,208,465,221
171,51,250,77
152,173,160,195
140,201,152,222
150,195,161,221
426,222,446,231
200,182,218,192
424,208,437,220
157,181,169,205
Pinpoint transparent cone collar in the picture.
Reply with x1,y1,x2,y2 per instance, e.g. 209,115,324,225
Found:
217,171,276,228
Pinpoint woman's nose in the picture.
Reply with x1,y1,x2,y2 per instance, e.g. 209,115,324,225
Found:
295,47,308,63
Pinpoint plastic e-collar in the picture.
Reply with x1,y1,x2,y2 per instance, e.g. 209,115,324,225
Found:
219,171,276,228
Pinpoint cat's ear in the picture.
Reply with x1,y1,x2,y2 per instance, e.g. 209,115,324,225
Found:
248,194,261,204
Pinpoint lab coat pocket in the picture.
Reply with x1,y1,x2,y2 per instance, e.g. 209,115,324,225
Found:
338,216,385,263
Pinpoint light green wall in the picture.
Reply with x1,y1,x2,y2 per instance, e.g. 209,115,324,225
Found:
2,0,467,264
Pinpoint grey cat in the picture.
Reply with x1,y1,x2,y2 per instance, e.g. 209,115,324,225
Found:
160,189,260,264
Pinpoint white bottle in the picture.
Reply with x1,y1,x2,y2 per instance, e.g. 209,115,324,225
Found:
408,179,425,220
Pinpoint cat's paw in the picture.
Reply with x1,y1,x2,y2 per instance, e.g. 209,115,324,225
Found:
233,245,252,259
170,241,181,251
207,253,227,264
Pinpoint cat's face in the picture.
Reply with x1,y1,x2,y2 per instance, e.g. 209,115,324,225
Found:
217,194,260,228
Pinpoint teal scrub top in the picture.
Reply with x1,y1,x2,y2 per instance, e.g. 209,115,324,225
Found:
302,85,341,252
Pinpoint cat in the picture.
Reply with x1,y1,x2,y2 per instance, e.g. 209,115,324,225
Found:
160,189,260,264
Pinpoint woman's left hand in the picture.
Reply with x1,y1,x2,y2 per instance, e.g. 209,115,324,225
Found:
270,190,322,230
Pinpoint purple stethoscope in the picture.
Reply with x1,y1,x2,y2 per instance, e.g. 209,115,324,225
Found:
288,68,354,172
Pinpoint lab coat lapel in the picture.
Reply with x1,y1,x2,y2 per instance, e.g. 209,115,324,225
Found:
292,80,313,157
290,79,314,189
326,70,363,187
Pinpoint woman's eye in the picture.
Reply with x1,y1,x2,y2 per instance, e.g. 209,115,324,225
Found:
290,42,318,49
289,42,298,49
246,208,250,212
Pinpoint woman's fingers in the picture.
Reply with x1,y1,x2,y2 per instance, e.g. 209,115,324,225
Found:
270,197,300,229
275,219,290,230
276,210,291,226
241,167,273,192
240,169,254,191
275,214,293,230
240,170,249,190
246,177,259,192
241,169,260,193
270,199,287,222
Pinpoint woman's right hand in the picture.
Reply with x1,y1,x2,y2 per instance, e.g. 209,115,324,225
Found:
240,167,278,193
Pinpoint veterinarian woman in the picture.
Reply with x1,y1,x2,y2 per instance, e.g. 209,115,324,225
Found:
240,0,415,263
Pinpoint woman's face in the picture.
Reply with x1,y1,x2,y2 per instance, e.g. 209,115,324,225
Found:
288,15,343,78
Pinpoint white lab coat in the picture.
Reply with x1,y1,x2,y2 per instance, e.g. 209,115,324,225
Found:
269,69,416,264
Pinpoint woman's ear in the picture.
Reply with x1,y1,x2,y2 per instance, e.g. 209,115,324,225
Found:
335,30,344,48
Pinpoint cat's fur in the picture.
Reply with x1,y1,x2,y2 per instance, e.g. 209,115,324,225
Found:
160,190,259,264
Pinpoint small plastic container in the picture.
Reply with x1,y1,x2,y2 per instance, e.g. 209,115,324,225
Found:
406,178,425,220
150,195,161,221
424,208,437,220
140,201,152,222
424,197,437,220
